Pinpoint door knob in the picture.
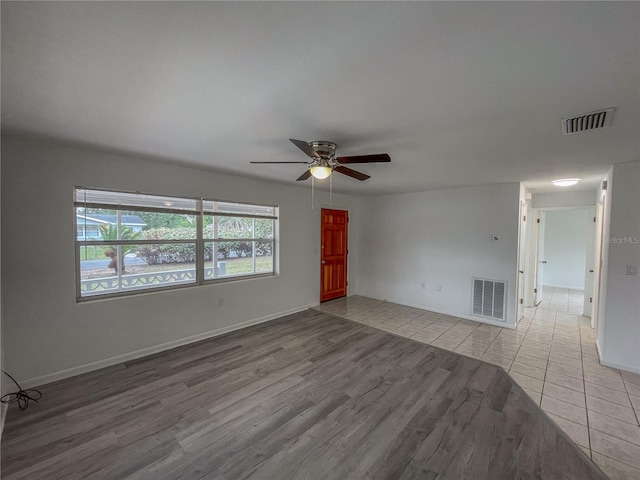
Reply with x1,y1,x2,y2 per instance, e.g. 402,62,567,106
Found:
589,269,594,273
519,270,524,274
541,261,547,264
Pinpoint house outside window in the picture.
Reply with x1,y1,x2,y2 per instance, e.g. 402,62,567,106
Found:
76,213,146,240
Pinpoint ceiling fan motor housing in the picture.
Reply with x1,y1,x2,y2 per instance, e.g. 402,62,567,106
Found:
310,141,337,161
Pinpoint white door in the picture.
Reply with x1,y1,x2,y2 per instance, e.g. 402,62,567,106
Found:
592,201,605,330
583,206,596,317
517,201,528,321
524,200,537,307
534,211,546,305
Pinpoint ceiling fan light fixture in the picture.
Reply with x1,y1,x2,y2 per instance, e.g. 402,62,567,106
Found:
552,178,580,187
310,165,332,179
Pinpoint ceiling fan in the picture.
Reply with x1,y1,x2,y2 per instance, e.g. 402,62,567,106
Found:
250,139,391,181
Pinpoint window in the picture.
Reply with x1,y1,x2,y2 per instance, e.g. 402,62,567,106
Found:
75,188,278,300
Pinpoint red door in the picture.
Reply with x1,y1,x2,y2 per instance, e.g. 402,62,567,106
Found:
320,209,348,302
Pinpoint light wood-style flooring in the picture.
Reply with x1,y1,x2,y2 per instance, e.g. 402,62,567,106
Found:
2,309,607,479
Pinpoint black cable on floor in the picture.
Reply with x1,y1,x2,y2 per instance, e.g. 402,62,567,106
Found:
1,370,42,411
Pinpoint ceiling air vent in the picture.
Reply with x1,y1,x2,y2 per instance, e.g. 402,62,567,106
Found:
561,108,615,135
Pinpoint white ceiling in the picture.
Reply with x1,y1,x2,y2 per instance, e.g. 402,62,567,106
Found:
2,2,639,195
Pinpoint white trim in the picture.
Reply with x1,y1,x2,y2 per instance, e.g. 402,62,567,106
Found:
20,304,317,389
599,359,640,375
543,283,585,291
596,339,640,375
595,337,603,362
357,295,516,330
534,205,594,212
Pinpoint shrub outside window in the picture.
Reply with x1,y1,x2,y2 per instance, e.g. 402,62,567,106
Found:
75,188,278,300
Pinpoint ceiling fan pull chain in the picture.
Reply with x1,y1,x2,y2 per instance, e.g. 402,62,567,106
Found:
311,176,315,209
330,173,333,207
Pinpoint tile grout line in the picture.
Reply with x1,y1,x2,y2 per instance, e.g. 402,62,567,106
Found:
512,311,540,402
538,309,555,408
578,312,593,458
621,375,640,427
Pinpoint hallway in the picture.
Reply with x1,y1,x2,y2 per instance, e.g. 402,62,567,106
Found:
536,286,585,314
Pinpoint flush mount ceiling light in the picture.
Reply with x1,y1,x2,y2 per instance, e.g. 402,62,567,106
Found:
552,178,580,187
309,165,332,179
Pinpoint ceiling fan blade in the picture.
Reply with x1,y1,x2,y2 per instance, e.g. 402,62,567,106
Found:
250,161,312,164
336,153,391,164
334,165,371,181
296,170,312,181
290,138,321,160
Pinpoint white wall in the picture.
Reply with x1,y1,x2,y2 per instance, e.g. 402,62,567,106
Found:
598,161,640,373
542,209,588,290
1,135,360,386
355,183,521,327
0,149,6,435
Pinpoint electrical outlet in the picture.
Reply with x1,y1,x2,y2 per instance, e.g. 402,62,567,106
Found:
218,297,224,306
491,235,500,242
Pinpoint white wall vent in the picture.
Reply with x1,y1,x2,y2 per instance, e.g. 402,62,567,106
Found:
561,108,615,135
472,278,506,322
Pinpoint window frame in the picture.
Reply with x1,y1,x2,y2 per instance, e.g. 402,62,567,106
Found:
74,187,278,302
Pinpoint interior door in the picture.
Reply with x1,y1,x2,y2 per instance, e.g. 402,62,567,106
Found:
320,208,348,302
583,206,596,317
524,200,537,306
592,201,605,330
517,200,528,322
534,211,546,305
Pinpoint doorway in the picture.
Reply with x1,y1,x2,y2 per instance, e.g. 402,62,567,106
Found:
529,207,596,316
320,208,348,302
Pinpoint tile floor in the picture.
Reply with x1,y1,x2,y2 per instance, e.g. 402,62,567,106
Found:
315,287,640,480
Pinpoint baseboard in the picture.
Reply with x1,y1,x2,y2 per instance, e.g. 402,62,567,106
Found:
595,340,640,375
600,358,640,375
21,304,317,389
353,294,516,330
595,338,603,363
542,283,585,291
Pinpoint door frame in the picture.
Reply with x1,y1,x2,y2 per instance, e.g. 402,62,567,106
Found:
583,206,597,317
530,205,596,314
319,207,349,302
523,199,537,307
591,200,605,330
516,199,528,322
534,210,547,305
